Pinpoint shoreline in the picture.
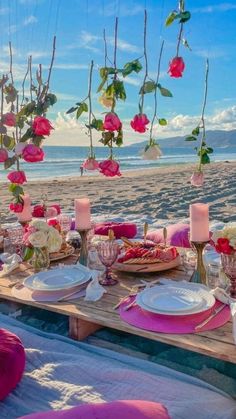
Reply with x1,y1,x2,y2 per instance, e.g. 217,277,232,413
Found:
1,162,236,224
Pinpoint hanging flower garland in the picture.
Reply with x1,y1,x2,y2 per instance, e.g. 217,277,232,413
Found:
0,39,57,214
66,60,100,171
97,19,142,177
130,11,172,159
186,59,212,187
165,0,191,78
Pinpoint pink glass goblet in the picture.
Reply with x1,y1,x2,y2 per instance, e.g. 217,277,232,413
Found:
97,240,119,286
221,253,236,298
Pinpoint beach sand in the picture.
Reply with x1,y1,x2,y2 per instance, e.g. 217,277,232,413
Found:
1,162,236,224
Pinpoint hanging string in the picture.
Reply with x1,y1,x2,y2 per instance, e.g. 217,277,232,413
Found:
54,0,62,34
43,0,53,52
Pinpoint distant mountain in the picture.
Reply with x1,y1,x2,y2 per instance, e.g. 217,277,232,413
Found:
130,130,236,148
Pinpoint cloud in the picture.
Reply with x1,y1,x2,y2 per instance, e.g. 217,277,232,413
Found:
53,63,89,70
194,48,227,59
23,15,38,25
193,2,236,13
0,7,9,15
68,31,141,55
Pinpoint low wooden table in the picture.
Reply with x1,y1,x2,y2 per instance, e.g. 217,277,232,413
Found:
0,257,235,364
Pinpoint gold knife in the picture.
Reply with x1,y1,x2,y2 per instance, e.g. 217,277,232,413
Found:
144,222,148,244
195,304,227,331
163,227,167,248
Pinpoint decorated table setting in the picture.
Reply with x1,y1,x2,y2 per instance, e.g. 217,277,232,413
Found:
0,195,236,358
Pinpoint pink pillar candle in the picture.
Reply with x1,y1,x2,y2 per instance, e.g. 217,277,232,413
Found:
190,203,209,242
17,194,32,223
75,198,91,230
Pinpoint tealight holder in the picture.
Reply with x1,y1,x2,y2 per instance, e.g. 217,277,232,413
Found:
190,241,209,285
77,229,90,266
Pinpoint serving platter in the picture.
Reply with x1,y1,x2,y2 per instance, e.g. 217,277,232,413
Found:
113,255,181,273
49,245,74,261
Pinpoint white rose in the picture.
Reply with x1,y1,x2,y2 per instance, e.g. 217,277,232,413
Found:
47,227,62,253
29,231,47,248
141,144,162,160
30,220,50,232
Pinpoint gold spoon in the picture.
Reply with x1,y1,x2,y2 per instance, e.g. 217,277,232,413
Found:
144,222,148,245
163,227,167,248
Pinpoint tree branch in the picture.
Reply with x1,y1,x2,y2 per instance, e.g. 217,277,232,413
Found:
149,40,164,141
140,10,148,114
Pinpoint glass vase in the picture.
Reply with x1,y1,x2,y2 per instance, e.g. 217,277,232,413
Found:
30,246,50,271
221,253,236,298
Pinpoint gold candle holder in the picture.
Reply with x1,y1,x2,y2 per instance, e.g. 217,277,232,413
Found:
77,229,90,266
190,241,209,285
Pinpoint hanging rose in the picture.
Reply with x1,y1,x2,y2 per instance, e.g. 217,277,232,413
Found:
130,114,149,133
7,170,27,184
2,112,16,127
9,202,23,213
103,113,122,132
22,144,44,162
0,149,8,162
141,143,162,160
168,57,185,78
99,159,121,177
190,171,204,187
32,116,54,136
83,157,99,170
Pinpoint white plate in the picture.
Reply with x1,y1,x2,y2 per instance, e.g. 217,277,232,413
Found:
136,285,215,316
24,265,91,291
141,286,203,313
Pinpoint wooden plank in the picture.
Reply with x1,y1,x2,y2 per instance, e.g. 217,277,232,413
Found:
69,317,102,340
0,262,235,364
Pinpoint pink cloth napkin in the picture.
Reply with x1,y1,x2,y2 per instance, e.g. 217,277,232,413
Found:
119,298,230,334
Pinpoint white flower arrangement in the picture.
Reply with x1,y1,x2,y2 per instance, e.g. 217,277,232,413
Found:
27,220,62,252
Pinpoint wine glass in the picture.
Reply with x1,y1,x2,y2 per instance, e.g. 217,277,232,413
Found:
97,240,119,285
58,214,72,235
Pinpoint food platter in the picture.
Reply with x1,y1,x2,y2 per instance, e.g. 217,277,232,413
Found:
113,255,181,273
49,245,74,261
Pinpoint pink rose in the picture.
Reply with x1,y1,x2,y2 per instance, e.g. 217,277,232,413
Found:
215,238,233,255
32,116,54,136
99,159,121,177
103,113,122,131
9,202,23,213
0,149,8,162
22,144,44,162
45,207,58,218
168,56,185,78
190,171,204,187
32,204,45,217
83,158,99,170
130,114,149,133
7,170,27,184
2,112,16,127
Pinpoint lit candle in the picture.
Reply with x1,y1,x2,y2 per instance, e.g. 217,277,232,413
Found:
190,203,209,242
75,198,91,230
17,194,32,223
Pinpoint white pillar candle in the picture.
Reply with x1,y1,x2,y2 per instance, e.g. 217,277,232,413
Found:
17,194,32,223
75,198,91,230
190,203,209,242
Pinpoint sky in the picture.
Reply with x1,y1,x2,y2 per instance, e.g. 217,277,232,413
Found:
0,0,236,146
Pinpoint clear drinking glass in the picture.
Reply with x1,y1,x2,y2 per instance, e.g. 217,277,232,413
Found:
97,240,119,285
6,225,24,255
182,249,197,275
3,238,16,255
58,214,72,234
206,263,221,289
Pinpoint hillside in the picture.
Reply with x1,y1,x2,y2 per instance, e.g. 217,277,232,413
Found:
131,130,236,148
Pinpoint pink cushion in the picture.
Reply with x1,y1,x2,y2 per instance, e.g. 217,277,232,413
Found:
147,223,190,248
19,400,170,419
94,222,137,239
0,328,25,400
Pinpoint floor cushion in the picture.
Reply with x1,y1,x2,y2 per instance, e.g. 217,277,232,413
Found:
19,400,170,419
147,223,190,248
0,328,25,400
94,222,137,239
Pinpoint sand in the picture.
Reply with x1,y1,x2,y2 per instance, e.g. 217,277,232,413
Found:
1,162,236,224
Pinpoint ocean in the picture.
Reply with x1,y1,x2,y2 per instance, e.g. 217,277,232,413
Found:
1,145,236,181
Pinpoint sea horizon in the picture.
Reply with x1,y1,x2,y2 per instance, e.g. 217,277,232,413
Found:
1,145,236,182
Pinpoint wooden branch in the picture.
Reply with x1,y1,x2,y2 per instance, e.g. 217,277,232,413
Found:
149,40,164,141
9,41,14,84
46,35,56,93
21,57,30,106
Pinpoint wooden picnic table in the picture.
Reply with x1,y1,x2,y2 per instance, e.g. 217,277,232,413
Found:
0,255,235,364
